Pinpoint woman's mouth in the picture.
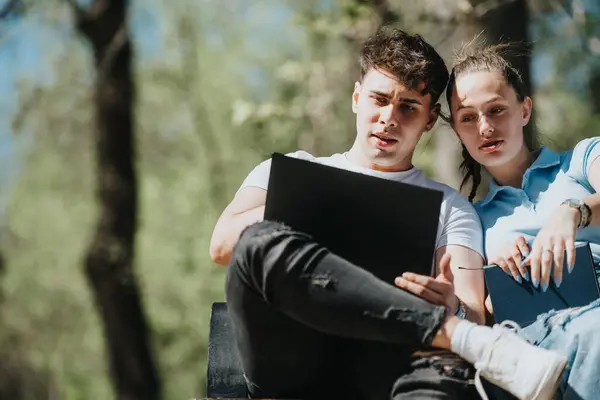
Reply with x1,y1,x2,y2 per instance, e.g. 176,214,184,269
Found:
370,133,398,147
479,140,503,153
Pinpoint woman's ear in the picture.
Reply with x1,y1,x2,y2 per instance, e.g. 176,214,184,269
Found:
521,96,533,126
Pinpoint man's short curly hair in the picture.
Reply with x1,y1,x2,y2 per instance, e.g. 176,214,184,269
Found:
360,28,449,105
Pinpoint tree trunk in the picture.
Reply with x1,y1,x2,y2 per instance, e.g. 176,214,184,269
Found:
480,0,532,94
70,1,161,399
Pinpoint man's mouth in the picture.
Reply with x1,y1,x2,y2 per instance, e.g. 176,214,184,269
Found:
479,140,503,153
371,133,398,146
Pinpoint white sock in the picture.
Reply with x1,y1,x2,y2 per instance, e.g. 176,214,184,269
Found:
450,320,499,365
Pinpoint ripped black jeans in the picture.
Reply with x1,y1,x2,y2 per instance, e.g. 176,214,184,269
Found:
226,221,480,400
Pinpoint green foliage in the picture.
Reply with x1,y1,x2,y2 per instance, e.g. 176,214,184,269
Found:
2,0,599,399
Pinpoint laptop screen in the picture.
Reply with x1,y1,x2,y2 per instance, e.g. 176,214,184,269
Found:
264,153,444,285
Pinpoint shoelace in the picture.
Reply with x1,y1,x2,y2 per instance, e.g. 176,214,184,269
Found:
473,320,523,400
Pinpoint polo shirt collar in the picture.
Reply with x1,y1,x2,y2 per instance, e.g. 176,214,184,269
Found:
477,147,561,207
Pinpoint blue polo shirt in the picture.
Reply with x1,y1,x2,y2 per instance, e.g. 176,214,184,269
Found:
475,138,600,275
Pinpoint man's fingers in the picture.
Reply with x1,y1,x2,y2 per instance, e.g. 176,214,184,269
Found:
394,277,445,305
439,253,453,283
400,273,451,294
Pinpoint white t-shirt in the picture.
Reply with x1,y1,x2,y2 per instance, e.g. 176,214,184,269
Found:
240,151,484,258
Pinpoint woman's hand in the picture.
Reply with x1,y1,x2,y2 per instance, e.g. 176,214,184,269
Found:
489,236,530,283
526,204,578,291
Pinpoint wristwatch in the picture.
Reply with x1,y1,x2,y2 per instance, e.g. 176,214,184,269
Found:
561,198,592,228
455,297,467,319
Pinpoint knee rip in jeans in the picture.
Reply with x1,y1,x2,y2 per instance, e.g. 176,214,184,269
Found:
301,273,337,290
363,307,428,323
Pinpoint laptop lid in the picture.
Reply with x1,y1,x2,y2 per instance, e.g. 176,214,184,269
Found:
264,153,444,285
485,242,600,327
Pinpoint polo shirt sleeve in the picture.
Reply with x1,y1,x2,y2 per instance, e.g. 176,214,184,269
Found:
437,191,485,259
238,151,315,193
568,137,600,192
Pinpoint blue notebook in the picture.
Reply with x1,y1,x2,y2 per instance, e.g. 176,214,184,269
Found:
485,242,600,327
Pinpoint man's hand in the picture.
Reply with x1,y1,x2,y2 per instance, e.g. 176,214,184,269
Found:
394,254,459,315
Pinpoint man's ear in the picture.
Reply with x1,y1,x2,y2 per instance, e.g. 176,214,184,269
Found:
352,81,361,114
425,103,441,131
521,96,533,126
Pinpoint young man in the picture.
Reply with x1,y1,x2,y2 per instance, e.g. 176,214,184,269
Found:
209,28,566,400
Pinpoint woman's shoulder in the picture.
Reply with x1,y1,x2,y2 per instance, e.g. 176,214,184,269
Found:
560,137,600,180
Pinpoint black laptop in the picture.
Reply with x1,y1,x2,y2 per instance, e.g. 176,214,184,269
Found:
264,153,444,284
485,242,600,327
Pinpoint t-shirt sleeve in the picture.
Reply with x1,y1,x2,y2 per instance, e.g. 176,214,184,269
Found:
437,192,485,259
237,150,315,193
568,137,600,192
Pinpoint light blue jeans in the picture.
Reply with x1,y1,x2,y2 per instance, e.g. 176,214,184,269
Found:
517,298,600,400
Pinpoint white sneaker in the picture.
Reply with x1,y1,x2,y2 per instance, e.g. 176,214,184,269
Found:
473,321,567,400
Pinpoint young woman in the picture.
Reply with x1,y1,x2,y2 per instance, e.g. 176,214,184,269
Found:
447,43,600,400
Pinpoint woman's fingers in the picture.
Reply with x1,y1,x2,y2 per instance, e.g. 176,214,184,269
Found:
540,247,554,292
565,239,576,274
552,242,565,288
515,236,530,281
505,255,523,283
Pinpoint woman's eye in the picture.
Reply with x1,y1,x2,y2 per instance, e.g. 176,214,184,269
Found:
490,107,504,114
461,115,476,123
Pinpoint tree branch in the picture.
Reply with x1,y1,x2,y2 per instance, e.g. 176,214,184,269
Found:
473,0,520,18
0,0,20,20
65,0,109,24
98,22,127,81
65,0,88,22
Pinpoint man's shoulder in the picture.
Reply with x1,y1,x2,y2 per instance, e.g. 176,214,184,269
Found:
284,150,317,161
417,176,468,204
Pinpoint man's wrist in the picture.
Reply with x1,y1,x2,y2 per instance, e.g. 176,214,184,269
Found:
454,296,467,319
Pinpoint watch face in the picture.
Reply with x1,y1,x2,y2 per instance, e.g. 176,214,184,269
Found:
566,198,584,207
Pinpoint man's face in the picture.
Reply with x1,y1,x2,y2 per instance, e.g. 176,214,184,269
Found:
351,67,439,172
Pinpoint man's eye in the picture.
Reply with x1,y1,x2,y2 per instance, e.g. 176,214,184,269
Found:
490,107,504,114
400,104,415,112
374,96,387,105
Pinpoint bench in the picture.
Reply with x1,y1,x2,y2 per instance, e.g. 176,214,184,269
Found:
205,302,511,400
206,302,247,398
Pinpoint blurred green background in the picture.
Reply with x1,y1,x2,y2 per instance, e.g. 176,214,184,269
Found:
0,0,598,399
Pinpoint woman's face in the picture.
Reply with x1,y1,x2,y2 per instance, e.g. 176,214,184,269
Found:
450,71,532,169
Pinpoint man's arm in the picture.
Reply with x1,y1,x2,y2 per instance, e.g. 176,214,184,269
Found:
436,245,486,325
209,186,267,266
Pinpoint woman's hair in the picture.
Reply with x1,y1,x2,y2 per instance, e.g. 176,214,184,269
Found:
445,40,538,202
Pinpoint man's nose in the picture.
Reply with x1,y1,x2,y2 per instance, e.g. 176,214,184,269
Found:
379,105,398,128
